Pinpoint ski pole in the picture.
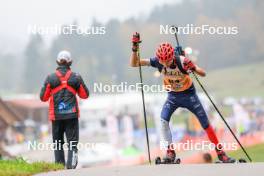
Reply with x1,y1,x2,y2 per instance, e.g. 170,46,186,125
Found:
170,25,252,162
171,26,180,46
137,42,152,164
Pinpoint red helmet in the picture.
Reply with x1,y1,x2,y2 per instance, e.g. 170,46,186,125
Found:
156,42,174,62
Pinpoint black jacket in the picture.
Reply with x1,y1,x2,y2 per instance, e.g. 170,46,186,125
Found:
40,65,89,120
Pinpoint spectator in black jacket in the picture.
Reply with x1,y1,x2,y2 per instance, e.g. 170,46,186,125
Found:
40,50,89,169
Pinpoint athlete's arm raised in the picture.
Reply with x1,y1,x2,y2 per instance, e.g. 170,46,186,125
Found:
130,32,150,67
130,52,150,67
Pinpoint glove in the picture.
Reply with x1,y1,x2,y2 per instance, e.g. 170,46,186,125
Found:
131,32,141,52
183,58,196,72
175,46,185,56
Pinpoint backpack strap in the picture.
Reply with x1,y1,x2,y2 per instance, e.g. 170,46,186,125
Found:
51,70,77,95
175,55,188,75
56,70,72,87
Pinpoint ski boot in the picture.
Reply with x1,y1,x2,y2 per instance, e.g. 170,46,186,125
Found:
216,150,236,163
155,149,181,164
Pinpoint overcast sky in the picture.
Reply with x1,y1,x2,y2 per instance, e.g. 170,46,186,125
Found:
0,0,179,54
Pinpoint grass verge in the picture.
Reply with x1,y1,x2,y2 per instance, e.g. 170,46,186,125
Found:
227,143,264,162
0,158,64,176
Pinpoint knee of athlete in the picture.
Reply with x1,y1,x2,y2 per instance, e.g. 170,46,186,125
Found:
196,111,209,129
160,118,170,130
201,119,210,130
203,123,210,130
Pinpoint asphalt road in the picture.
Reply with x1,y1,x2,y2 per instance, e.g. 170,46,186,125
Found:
35,163,263,176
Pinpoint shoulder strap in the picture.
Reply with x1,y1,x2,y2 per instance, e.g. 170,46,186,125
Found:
175,56,188,75
55,70,72,82
51,70,76,95
64,70,72,81
55,70,63,77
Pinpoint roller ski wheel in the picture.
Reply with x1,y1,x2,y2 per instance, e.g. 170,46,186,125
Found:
155,157,161,164
155,156,181,165
238,158,247,163
175,158,181,164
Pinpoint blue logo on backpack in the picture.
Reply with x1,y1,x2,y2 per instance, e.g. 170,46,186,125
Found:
58,102,66,110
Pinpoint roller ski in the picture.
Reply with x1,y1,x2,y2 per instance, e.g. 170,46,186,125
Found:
215,157,247,163
155,149,181,165
215,149,246,163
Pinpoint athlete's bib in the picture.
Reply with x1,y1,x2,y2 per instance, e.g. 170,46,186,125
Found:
162,67,193,92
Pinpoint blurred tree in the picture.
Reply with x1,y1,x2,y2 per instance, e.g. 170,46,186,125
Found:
7,0,263,94
0,54,20,93
23,34,47,93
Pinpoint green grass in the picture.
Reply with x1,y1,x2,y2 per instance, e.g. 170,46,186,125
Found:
195,61,264,98
0,158,64,176
227,143,264,162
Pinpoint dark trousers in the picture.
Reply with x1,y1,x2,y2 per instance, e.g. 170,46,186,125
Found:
161,86,210,129
52,118,79,169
